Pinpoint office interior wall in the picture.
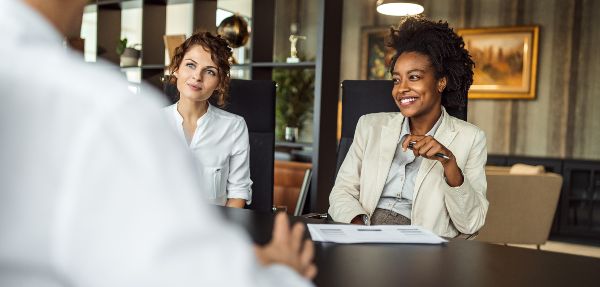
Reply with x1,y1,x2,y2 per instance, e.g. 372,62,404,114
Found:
340,0,600,160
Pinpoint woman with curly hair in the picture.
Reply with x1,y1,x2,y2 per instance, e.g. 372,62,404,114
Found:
329,16,488,237
163,31,251,208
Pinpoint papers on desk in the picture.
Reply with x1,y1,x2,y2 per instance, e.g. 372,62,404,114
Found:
307,224,447,244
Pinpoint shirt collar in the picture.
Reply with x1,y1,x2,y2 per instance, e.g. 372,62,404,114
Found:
399,106,445,142
173,101,213,125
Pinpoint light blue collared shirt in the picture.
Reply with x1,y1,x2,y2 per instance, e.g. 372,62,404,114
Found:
376,110,444,219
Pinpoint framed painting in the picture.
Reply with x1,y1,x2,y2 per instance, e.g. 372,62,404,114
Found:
458,26,539,99
360,27,395,80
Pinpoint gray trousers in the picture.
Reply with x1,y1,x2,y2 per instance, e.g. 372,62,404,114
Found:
370,208,411,225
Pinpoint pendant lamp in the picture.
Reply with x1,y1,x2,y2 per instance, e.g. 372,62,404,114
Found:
376,0,424,16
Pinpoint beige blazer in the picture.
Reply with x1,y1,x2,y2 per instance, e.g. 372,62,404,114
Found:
328,109,488,237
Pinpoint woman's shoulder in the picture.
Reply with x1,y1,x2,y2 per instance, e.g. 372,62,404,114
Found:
359,112,402,126
161,103,178,122
210,106,247,126
447,115,485,137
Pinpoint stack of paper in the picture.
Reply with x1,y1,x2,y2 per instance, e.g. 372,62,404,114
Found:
307,224,447,244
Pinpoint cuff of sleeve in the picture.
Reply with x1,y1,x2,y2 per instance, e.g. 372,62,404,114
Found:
227,189,252,205
337,210,367,224
443,169,467,190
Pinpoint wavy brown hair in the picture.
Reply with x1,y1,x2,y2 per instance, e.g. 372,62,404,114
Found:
168,31,233,107
387,15,474,110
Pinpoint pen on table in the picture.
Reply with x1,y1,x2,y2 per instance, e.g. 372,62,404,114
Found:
408,141,450,160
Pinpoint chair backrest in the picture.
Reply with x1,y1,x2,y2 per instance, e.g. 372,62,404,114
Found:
337,80,468,174
224,79,276,213
476,170,563,245
273,160,312,215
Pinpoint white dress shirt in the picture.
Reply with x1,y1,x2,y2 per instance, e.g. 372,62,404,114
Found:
0,1,310,286
164,103,253,206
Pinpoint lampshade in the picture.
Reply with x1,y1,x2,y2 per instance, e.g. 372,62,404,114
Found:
376,0,424,16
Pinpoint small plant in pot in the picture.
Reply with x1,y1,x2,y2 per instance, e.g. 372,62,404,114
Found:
273,62,315,142
116,38,141,67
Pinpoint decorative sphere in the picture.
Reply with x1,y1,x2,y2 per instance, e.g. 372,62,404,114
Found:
217,15,250,48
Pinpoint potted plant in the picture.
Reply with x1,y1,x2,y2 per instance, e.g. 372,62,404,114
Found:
272,63,315,142
116,38,141,67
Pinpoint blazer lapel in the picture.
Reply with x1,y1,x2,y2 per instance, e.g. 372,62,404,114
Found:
373,114,404,203
413,109,459,202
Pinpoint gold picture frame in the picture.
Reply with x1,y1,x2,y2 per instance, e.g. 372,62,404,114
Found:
360,27,395,80
458,26,539,99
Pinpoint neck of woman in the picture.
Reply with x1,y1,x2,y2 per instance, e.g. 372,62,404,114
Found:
177,98,209,122
409,106,442,136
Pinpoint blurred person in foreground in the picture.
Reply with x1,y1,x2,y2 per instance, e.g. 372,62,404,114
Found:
329,16,488,237
0,0,315,286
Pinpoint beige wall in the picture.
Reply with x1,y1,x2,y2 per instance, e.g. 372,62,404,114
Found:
340,0,600,160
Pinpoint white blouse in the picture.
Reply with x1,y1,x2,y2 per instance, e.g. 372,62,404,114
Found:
164,103,253,206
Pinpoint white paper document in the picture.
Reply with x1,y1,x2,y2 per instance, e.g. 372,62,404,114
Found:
307,224,447,244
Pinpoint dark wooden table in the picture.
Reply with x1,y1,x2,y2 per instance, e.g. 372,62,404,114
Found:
216,206,600,287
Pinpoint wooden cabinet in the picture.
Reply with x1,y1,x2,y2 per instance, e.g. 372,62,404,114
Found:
561,161,600,238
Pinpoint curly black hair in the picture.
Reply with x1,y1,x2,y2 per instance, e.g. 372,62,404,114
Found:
387,15,474,109
168,31,233,107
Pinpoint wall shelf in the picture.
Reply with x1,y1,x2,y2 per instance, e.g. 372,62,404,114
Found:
275,141,312,149
232,62,316,69
120,64,167,71
96,0,142,9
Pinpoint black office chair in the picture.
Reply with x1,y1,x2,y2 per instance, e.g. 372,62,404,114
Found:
336,80,468,174
163,78,276,213
224,79,276,213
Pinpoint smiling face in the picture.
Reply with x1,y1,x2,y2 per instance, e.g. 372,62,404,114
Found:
174,45,220,103
391,52,446,119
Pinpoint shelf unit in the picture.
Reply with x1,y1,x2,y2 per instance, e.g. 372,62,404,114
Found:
89,0,343,213
90,0,217,92
232,62,316,68
562,160,600,237
250,0,342,212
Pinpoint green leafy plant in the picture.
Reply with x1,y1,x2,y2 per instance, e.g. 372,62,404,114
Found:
272,63,315,140
116,38,141,55
116,38,128,55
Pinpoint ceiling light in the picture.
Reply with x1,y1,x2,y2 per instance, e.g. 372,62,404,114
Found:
376,0,424,16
